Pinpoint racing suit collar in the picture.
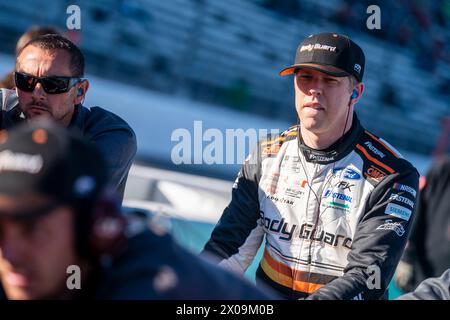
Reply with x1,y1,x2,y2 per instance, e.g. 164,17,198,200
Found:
298,112,363,164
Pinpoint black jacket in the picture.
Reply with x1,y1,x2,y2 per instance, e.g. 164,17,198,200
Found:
95,215,277,299
0,212,277,300
402,156,450,286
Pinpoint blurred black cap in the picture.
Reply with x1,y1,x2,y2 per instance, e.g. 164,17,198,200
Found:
0,118,107,218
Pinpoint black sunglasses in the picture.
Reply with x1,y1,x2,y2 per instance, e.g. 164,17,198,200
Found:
14,71,83,94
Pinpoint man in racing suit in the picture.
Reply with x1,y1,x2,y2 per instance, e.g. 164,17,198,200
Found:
202,32,420,300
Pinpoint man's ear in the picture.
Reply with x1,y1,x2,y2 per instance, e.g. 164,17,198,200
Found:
74,79,89,105
350,82,364,107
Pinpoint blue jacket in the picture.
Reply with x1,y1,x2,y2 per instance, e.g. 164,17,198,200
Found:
0,89,137,201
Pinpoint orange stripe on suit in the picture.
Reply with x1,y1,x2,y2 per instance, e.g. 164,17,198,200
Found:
356,144,395,174
260,249,324,294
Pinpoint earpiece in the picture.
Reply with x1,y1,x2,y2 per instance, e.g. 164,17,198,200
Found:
77,88,84,97
351,89,359,100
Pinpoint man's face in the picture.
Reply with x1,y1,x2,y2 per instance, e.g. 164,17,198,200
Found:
294,67,356,138
15,46,78,127
0,195,81,299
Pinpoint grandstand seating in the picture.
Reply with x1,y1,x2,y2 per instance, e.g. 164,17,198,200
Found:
0,0,448,155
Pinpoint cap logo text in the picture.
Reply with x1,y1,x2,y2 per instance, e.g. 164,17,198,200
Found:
0,150,43,174
300,43,337,53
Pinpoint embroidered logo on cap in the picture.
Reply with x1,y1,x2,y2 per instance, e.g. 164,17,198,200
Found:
0,150,43,174
300,43,337,52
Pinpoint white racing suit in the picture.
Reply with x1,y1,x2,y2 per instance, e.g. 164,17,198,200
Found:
202,114,419,299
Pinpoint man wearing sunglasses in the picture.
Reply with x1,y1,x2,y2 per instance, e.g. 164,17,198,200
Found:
0,34,136,202
0,25,61,89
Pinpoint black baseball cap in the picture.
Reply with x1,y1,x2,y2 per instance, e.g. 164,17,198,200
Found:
280,32,365,82
0,118,107,218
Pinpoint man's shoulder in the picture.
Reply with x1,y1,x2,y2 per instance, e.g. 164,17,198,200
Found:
76,105,135,136
262,124,298,142
258,124,297,157
82,106,132,129
0,88,18,111
354,129,418,178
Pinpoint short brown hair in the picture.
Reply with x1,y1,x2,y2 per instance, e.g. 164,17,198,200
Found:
15,26,61,55
16,34,85,77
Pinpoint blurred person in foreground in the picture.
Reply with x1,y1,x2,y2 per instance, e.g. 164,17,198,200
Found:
202,32,420,300
0,119,275,300
0,34,136,201
0,25,61,89
395,156,450,293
